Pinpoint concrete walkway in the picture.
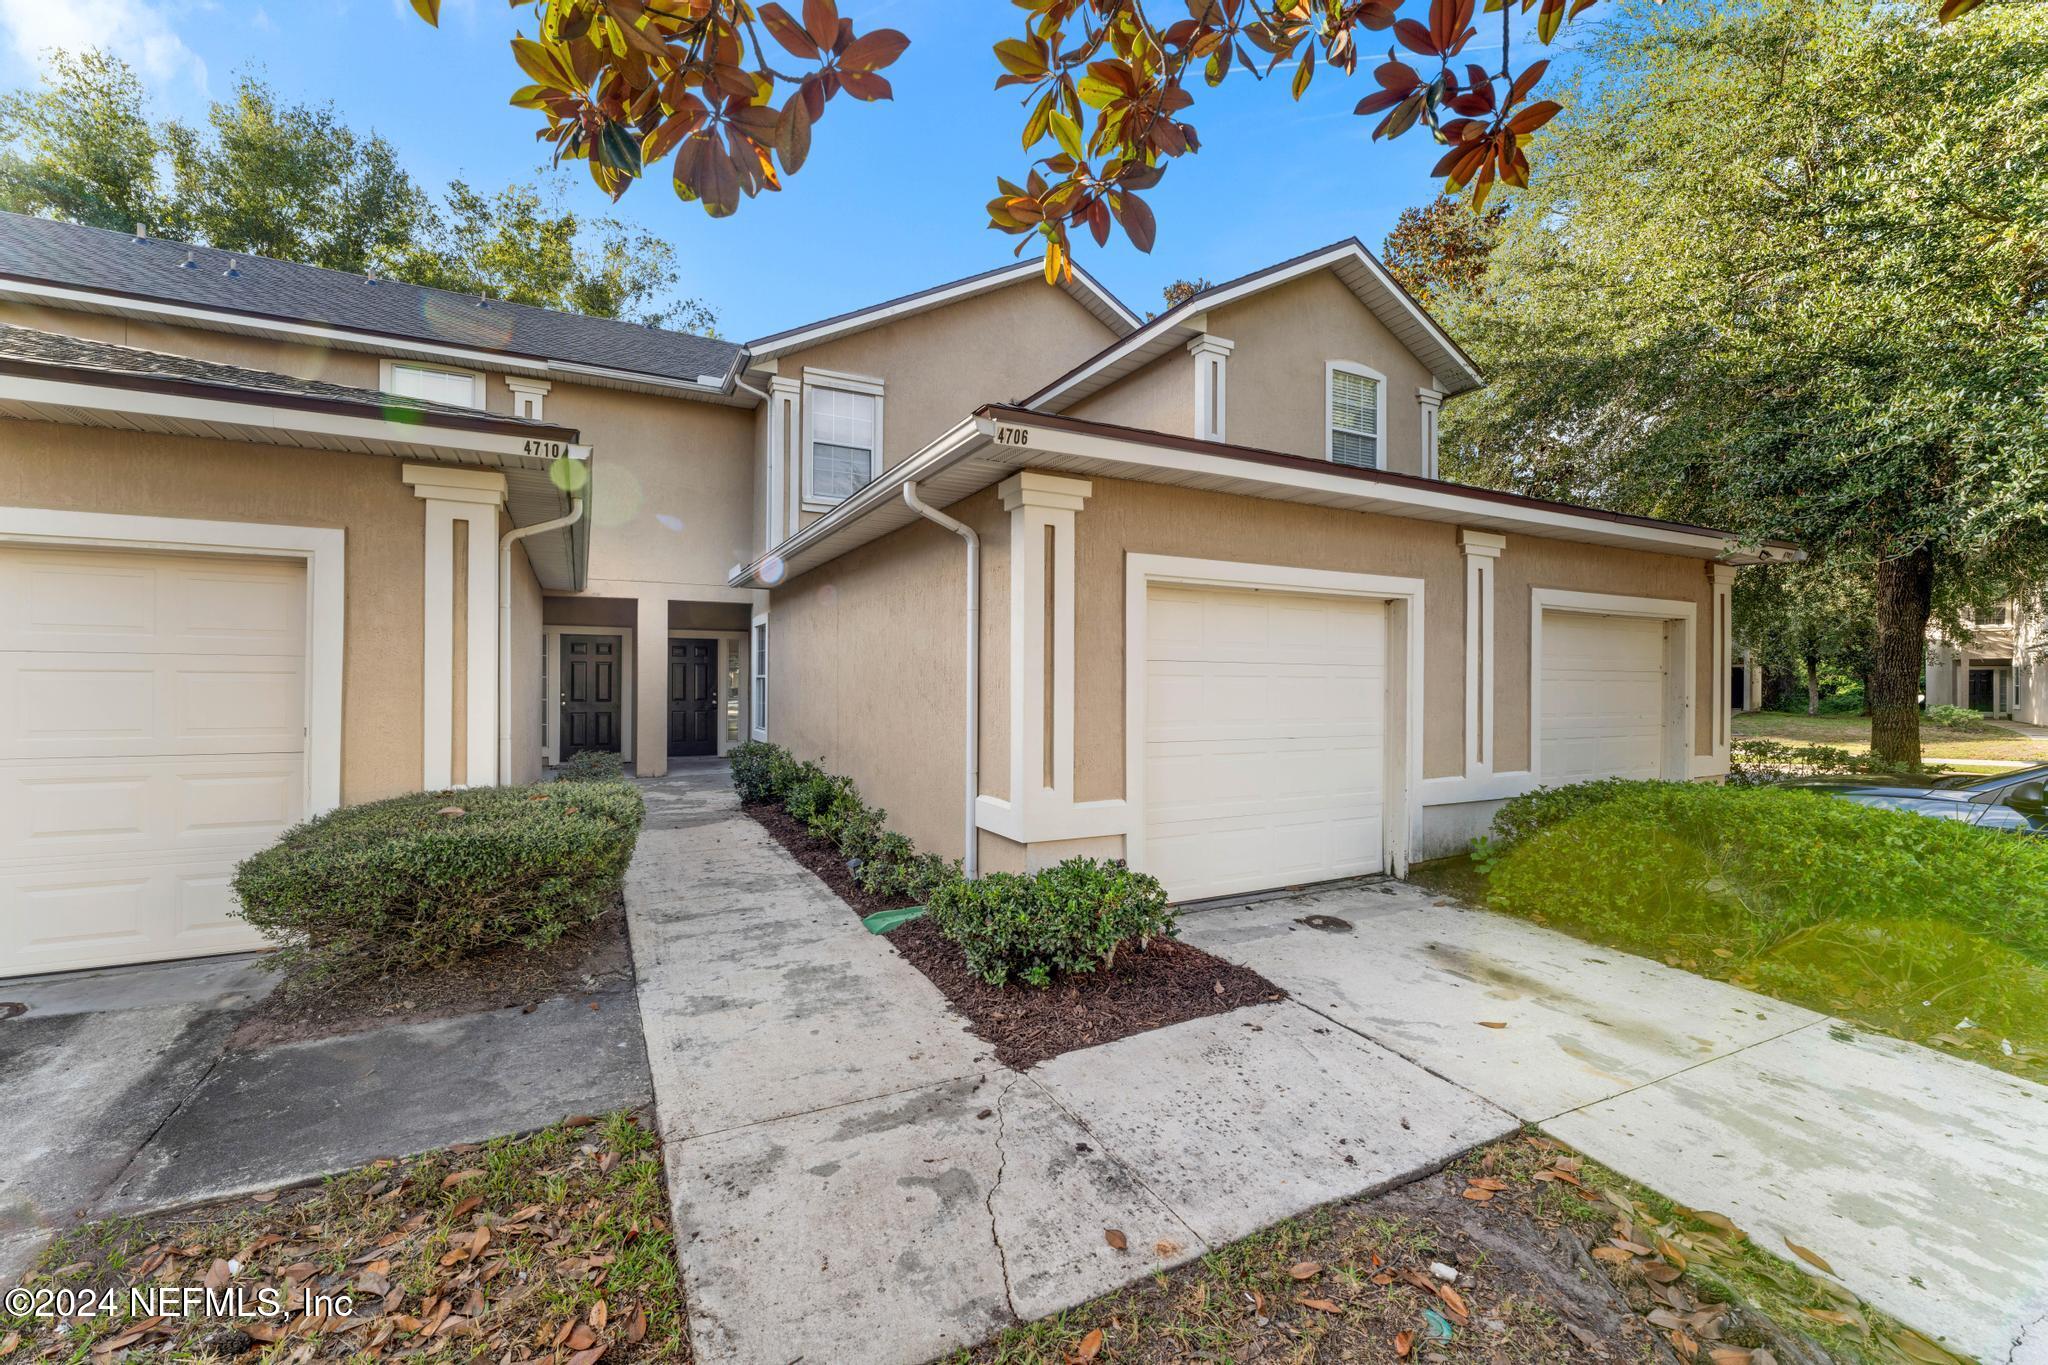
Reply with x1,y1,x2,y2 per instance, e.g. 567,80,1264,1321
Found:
1,936,650,1288
626,767,1514,1365
1184,884,2048,1365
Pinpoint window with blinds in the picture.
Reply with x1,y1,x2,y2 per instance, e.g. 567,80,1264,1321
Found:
805,386,879,505
1328,365,1381,468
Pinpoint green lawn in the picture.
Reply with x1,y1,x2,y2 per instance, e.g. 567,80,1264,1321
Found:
1732,710,2048,763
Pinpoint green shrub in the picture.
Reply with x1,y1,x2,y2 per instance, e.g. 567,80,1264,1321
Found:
729,741,959,905
728,740,788,803
1726,738,1944,787
233,779,645,985
785,770,850,830
927,857,1174,987
554,748,627,782
1485,783,2048,964
1488,778,1663,850
1926,704,1989,730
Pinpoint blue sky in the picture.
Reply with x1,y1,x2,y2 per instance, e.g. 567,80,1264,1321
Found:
0,0,1543,340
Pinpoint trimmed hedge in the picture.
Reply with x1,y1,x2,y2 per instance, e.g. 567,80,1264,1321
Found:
729,740,960,902
555,748,627,782
927,858,1175,987
1726,738,1944,788
1484,782,2048,964
233,778,644,985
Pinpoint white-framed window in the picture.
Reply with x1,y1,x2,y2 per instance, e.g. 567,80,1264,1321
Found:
381,359,485,410
802,369,884,510
750,613,769,740
1325,361,1386,469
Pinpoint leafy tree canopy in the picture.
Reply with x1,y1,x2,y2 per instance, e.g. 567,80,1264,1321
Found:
1437,0,2048,762
0,49,715,332
405,0,1987,283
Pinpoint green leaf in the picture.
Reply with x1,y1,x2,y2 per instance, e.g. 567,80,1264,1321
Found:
409,0,440,24
1049,110,1085,161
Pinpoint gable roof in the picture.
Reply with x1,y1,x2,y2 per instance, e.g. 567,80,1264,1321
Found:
746,259,1139,362
0,211,745,395
1022,238,1485,414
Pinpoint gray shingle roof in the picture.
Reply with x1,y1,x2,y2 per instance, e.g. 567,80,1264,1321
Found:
0,322,574,434
0,211,742,387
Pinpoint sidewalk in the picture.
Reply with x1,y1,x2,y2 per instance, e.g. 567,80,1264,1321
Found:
625,766,1514,1365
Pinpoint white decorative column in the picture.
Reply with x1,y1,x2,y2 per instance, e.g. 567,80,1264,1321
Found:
1187,335,1234,442
1711,564,1736,762
768,375,801,545
405,464,507,789
1418,387,1445,480
505,377,551,420
637,595,669,779
1459,529,1504,777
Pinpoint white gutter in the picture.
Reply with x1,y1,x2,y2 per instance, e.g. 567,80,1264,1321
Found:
902,480,981,878
500,495,585,782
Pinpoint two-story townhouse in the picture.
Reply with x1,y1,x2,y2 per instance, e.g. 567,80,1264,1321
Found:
1925,597,2045,723
0,213,1793,975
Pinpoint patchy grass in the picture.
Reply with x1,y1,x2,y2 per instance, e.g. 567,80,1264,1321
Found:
0,1110,685,1363
954,1135,1957,1365
1732,711,2047,763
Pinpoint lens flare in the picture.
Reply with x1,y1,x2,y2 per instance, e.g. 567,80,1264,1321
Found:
656,513,683,532
759,554,787,586
549,458,590,494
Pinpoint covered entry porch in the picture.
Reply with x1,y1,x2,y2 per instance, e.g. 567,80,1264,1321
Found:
539,595,754,775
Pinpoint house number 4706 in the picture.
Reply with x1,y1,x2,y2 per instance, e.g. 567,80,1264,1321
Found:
995,425,1030,447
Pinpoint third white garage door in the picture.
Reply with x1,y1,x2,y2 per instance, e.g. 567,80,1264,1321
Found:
0,545,306,976
1143,584,1386,902
1539,611,1669,784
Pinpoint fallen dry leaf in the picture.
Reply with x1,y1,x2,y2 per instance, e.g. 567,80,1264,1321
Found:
1154,1239,1182,1257
1461,1187,1495,1202
449,1194,483,1219
566,1321,597,1350
1467,1177,1508,1191
624,1304,648,1345
589,1300,607,1332
0,1331,17,1359
566,1349,606,1365
441,1169,484,1189
202,1258,230,1291
1074,1327,1104,1361
1437,1284,1469,1319
1103,1228,1127,1251
1395,1329,1415,1357
1296,1296,1342,1314
1784,1239,1835,1275
1288,1260,1322,1280
1477,1020,1508,1029
1710,1348,1752,1365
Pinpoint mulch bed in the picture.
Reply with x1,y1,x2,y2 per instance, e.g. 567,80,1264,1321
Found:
227,903,634,1051
743,802,1286,1070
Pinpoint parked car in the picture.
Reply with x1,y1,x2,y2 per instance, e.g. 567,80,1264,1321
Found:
1793,763,2048,834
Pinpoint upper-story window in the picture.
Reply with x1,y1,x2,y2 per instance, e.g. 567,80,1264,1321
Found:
802,369,885,509
382,360,485,410
1968,602,2011,627
1326,361,1385,469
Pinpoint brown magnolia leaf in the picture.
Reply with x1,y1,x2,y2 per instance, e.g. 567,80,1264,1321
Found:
1104,1228,1127,1250
1288,1260,1322,1280
203,1258,231,1291
1075,1326,1105,1361
1894,1332,1963,1365
441,1169,483,1188
1591,1246,1635,1264
1477,1020,1508,1028
590,1300,607,1332
1802,1308,1855,1327
624,1304,648,1344
1296,1296,1342,1314
1371,1271,1395,1285
1,1330,22,1358
1467,1177,1508,1190
566,1322,597,1350
1784,1239,1834,1275
1461,1187,1494,1201
450,1195,483,1220
1709,1349,1752,1365
1437,1284,1469,1318
567,1349,607,1365
1395,1329,1415,1357
436,805,465,817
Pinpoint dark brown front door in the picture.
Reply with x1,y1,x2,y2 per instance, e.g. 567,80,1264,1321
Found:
560,634,623,757
669,638,718,757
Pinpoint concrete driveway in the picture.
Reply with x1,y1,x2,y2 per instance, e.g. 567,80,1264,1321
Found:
1182,882,2048,1365
0,946,651,1289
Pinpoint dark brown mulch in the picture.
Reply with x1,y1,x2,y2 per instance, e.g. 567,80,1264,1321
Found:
225,903,634,1051
742,802,1286,1070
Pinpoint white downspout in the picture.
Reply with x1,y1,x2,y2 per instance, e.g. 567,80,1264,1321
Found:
499,496,585,783
903,481,980,878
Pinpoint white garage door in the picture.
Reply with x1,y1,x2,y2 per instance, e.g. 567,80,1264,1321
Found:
1143,584,1386,902
0,546,306,975
1539,611,1668,785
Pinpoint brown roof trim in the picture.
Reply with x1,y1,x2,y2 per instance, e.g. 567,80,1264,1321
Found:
0,351,585,444
1020,237,1485,409
977,404,1798,553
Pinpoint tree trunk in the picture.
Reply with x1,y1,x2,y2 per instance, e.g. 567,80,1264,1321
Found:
1870,546,1935,767
1859,670,1874,717
1804,655,1822,715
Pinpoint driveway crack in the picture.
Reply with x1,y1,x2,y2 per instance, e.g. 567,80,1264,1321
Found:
985,1075,1021,1321
2009,1305,2046,1365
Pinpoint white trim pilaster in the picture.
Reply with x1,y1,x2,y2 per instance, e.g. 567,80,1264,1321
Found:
1460,529,1504,778
1418,386,1445,480
1711,564,1736,761
1187,335,1234,442
406,463,506,789
768,375,800,547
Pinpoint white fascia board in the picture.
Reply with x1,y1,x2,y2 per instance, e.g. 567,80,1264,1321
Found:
0,372,593,467
0,277,737,402
745,263,1139,363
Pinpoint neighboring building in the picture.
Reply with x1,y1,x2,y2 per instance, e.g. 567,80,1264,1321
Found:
1926,598,2045,722
0,214,1793,974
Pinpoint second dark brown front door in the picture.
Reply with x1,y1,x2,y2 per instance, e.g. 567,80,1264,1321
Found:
559,634,623,757
669,638,717,757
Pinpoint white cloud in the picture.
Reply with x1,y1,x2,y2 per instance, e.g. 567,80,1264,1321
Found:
0,0,207,90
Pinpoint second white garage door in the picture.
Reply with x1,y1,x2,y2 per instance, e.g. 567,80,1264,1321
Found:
1143,584,1387,902
1539,611,1669,784
0,545,306,975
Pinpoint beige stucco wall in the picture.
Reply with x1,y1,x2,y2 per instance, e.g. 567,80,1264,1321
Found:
0,420,426,803
769,279,1122,533
1070,478,1720,800
765,487,1010,863
507,532,546,786
1069,271,1441,476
